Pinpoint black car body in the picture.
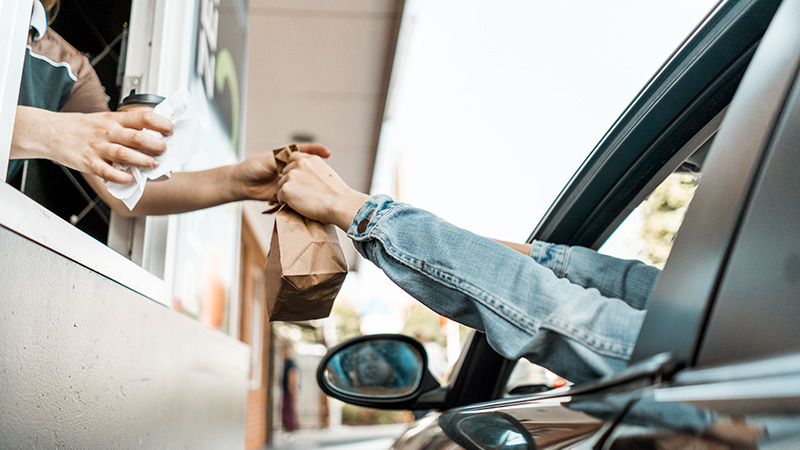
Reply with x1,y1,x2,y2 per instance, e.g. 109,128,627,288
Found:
317,0,800,448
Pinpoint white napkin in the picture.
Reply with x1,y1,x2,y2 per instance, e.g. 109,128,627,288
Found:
108,89,200,210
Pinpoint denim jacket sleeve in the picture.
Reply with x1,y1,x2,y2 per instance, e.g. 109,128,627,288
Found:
347,195,659,383
529,241,660,311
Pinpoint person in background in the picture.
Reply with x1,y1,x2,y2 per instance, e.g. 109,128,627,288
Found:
9,0,330,233
281,344,299,434
275,152,661,384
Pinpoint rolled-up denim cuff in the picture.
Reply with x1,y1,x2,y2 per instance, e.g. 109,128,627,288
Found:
347,194,397,255
529,240,569,277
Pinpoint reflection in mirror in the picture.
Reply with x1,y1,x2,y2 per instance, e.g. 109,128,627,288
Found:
323,339,424,398
439,411,536,450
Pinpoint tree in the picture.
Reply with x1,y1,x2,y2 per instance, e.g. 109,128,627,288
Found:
640,173,698,268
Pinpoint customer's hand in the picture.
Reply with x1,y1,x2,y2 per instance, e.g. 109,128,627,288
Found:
277,152,370,230
231,143,332,203
12,106,174,184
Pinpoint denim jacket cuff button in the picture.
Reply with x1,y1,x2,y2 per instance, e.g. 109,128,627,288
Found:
357,209,375,233
348,194,395,238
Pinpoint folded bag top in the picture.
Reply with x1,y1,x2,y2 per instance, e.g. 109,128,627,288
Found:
264,145,348,321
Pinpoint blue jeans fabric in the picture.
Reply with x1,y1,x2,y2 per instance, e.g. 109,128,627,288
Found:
347,195,661,383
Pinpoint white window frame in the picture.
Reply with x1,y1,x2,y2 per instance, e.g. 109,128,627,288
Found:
0,0,195,305
2,0,243,336
0,1,166,300
107,0,199,303
0,0,32,180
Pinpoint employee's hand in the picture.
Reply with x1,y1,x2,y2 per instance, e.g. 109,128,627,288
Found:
232,142,332,203
11,106,173,184
277,152,370,231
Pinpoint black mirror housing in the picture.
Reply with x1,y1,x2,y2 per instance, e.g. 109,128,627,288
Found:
316,334,442,410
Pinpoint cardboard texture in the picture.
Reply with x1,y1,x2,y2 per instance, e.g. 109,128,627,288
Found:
264,145,348,321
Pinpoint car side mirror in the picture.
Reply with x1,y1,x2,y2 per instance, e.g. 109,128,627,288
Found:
317,334,441,409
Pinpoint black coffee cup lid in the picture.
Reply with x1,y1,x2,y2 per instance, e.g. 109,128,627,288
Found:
119,89,166,109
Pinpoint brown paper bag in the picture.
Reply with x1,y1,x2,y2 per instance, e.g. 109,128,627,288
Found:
269,144,296,204
264,145,348,321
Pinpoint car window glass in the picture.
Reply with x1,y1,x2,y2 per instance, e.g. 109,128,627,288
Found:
506,169,700,392
599,172,699,267
505,360,569,396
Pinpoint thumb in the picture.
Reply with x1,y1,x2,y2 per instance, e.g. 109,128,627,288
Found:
295,142,330,158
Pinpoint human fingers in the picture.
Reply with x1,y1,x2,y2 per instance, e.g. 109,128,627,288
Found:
281,154,349,197
99,142,161,169
115,110,174,136
280,159,298,175
280,153,328,180
295,142,330,158
275,171,319,214
285,150,319,167
276,170,290,191
277,161,369,230
106,124,168,157
275,158,318,203
88,158,136,184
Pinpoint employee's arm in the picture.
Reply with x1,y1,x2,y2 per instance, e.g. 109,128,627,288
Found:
85,142,331,217
11,106,173,184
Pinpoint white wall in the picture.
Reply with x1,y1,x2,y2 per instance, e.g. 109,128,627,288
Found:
0,228,250,449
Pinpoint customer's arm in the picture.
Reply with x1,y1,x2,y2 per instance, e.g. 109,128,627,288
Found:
495,238,660,311
494,239,532,255
528,241,661,311
277,153,646,383
11,105,173,184
276,152,370,229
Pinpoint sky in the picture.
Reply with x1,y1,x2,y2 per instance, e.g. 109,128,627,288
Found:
372,0,719,241
344,0,719,336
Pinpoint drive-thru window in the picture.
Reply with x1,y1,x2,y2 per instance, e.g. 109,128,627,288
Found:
1,0,246,325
